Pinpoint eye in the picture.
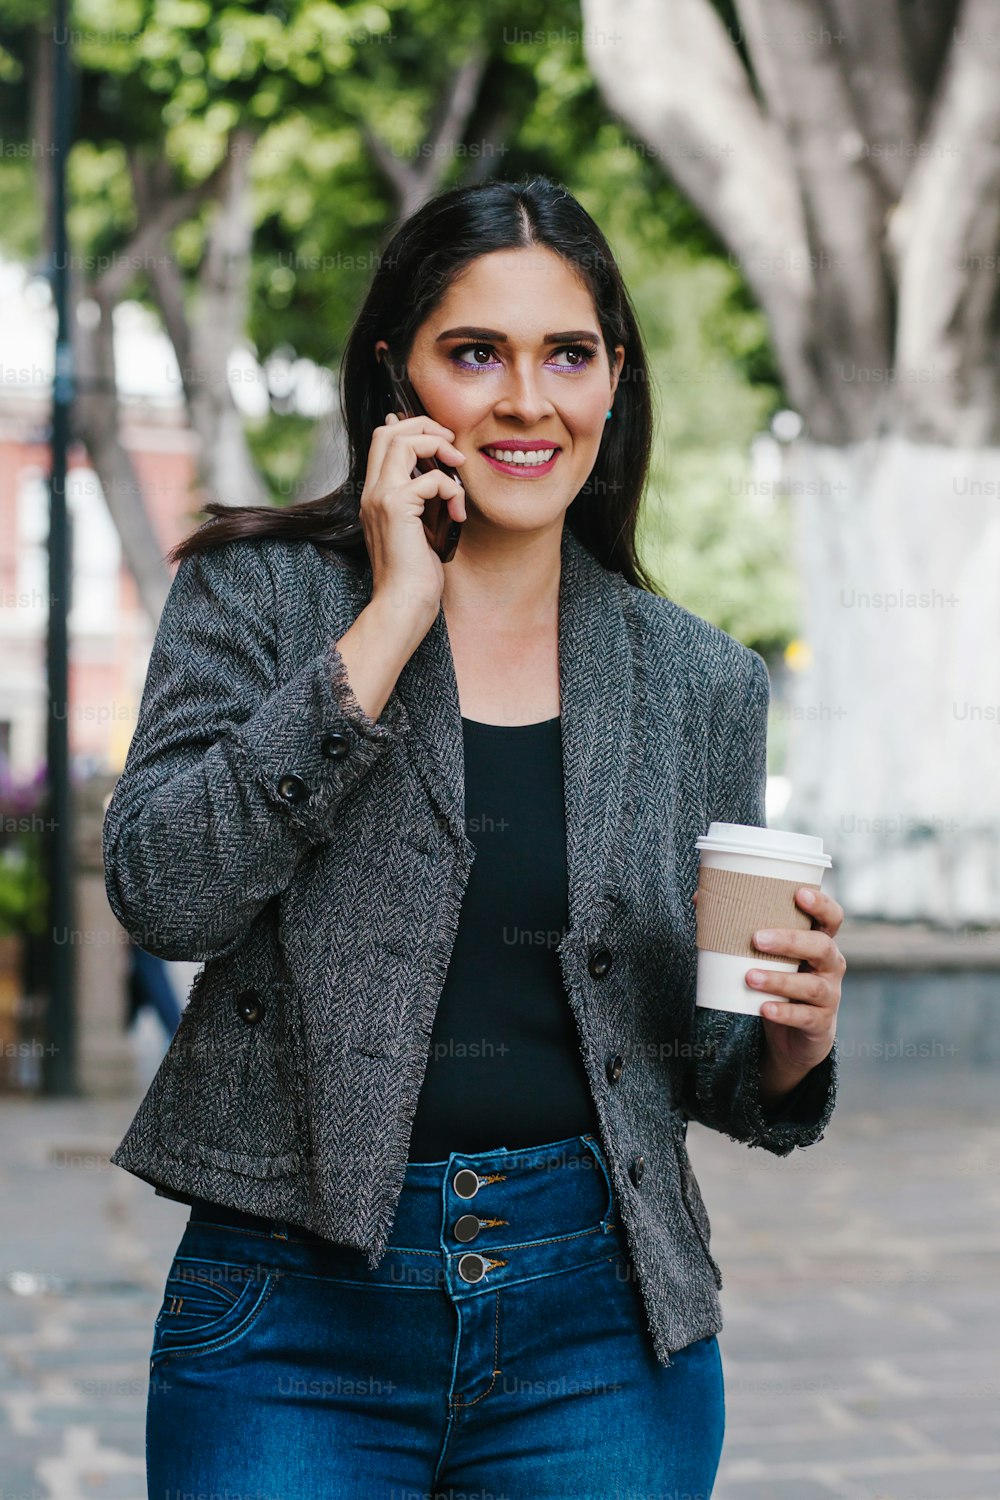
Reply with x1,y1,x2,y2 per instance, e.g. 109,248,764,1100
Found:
449,344,503,369
447,342,601,371
549,344,600,368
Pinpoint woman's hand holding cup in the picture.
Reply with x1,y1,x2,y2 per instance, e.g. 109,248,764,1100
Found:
691,818,846,1094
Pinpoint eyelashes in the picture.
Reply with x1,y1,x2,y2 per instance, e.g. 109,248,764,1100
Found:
448,342,600,372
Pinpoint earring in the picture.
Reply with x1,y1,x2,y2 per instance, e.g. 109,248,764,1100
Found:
606,408,613,421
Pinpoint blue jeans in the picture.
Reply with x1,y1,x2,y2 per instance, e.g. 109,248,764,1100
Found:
146,1131,725,1498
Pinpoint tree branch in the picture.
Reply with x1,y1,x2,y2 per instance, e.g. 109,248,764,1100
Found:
892,0,1000,440
734,0,894,435
582,0,833,431
94,161,226,308
126,150,195,404
362,122,421,211
364,43,490,217
188,126,271,508
902,0,964,127
72,267,172,622
821,0,920,200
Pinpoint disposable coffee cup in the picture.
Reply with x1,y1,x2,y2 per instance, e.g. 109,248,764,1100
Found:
694,822,832,1016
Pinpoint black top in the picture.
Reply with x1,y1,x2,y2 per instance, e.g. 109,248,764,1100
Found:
407,714,604,1162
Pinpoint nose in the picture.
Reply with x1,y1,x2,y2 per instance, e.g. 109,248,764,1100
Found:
491,357,555,425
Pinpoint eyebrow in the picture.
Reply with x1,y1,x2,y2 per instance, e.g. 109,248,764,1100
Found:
434,326,602,345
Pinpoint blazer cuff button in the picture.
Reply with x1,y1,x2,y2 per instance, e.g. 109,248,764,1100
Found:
589,947,613,979
236,990,265,1025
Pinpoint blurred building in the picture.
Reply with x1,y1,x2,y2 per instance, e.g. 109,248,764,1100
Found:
0,259,203,1096
0,258,199,781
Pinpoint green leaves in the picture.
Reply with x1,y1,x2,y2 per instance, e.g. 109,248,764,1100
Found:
1,0,796,658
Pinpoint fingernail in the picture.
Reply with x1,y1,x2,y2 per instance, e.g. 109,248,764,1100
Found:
754,930,775,946
747,970,766,985
799,888,816,905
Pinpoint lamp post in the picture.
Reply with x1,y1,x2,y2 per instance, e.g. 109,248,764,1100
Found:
42,0,78,1096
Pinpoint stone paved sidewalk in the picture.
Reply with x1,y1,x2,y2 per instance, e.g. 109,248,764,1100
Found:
700,1061,1000,1500
1,1059,997,1499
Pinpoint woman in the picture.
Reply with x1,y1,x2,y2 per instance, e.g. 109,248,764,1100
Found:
104,174,845,1498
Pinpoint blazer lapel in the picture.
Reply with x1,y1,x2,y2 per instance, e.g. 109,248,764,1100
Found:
551,524,636,930
353,524,636,936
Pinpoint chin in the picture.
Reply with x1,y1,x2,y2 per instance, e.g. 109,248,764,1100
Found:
468,490,575,528
468,511,566,537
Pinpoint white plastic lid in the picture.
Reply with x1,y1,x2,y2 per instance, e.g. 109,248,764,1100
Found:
695,820,832,868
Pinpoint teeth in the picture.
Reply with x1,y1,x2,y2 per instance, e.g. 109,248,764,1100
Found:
483,448,556,466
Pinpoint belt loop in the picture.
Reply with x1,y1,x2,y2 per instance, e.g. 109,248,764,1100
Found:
580,1133,616,1233
269,1219,290,1240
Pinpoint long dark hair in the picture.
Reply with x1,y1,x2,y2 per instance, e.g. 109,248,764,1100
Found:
167,173,659,592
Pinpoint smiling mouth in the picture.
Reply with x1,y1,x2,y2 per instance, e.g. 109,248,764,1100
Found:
480,445,561,468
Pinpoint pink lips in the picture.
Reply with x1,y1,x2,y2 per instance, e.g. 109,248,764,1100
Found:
479,442,561,477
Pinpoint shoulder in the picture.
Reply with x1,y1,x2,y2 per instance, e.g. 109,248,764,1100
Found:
622,581,768,703
170,534,361,600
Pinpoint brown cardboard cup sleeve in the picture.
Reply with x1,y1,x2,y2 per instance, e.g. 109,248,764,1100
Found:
696,866,822,961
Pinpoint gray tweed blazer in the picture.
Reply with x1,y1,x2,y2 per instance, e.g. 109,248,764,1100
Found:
103,521,838,1368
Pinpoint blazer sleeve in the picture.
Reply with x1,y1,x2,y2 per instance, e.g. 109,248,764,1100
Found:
678,645,839,1155
102,540,410,963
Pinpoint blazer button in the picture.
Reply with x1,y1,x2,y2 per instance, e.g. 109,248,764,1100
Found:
606,1053,625,1084
589,947,613,979
277,773,309,804
629,1154,646,1188
236,990,265,1025
321,733,350,760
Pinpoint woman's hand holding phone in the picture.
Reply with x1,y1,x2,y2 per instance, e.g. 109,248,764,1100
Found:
359,412,467,631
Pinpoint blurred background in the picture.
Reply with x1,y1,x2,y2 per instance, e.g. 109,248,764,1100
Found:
0,1,998,1496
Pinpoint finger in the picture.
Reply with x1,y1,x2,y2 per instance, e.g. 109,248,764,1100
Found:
377,433,467,489
368,414,456,470
745,965,831,1005
795,886,843,935
756,998,828,1029
383,430,464,462
394,468,467,510
751,927,841,970
380,413,454,438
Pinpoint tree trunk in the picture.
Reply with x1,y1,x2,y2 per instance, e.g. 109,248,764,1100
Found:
581,0,1000,923
779,435,1000,923
72,271,172,623
186,128,272,511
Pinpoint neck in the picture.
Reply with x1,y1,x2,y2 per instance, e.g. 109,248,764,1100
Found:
440,519,564,630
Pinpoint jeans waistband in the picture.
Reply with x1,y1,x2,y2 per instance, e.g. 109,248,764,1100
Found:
185,1131,628,1298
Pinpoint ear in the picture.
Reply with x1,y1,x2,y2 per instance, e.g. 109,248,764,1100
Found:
609,344,625,401
374,339,388,365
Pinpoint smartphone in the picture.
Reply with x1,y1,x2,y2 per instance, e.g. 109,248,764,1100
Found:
380,352,464,563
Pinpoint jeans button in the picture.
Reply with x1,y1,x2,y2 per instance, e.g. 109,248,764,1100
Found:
453,1169,480,1199
457,1253,487,1283
454,1214,481,1243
